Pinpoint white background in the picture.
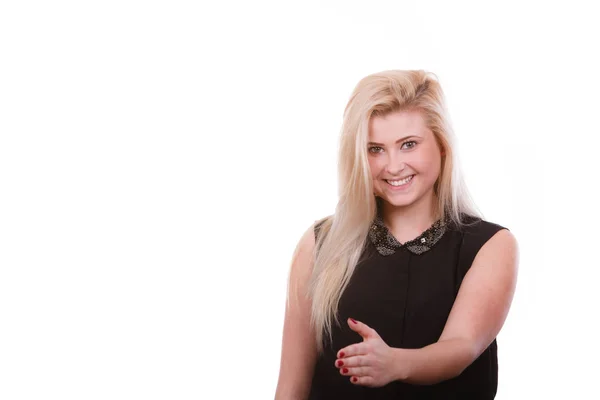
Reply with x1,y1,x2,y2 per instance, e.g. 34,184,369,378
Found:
1,1,598,399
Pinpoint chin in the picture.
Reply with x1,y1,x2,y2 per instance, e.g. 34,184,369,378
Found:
385,198,416,208
377,191,416,205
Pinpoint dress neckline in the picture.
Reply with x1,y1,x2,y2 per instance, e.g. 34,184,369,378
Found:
367,198,449,256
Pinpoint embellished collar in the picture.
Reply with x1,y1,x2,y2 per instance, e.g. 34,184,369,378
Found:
368,202,449,256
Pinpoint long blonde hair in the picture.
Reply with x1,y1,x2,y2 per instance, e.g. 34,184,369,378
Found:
307,70,482,354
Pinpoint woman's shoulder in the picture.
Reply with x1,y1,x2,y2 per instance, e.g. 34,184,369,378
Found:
449,212,508,236
452,213,513,278
451,213,512,261
313,215,333,240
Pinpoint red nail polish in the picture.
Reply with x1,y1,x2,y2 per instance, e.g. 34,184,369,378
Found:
339,351,345,358
352,377,357,383
343,368,348,373
337,360,344,367
350,318,357,324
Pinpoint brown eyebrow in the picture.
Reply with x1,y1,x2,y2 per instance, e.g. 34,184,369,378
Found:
367,135,420,146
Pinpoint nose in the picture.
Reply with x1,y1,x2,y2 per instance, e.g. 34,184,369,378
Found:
383,151,405,176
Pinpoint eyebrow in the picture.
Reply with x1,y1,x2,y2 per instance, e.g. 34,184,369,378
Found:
367,135,420,146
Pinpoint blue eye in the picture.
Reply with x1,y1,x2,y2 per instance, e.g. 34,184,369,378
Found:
368,141,417,154
401,141,417,149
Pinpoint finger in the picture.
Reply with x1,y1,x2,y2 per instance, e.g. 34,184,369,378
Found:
334,354,365,369
337,342,369,359
336,354,367,369
350,375,375,387
347,318,379,339
339,365,368,377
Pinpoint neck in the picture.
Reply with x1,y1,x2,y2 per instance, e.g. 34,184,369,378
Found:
379,192,440,242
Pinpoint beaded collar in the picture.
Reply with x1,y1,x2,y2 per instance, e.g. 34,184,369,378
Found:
368,200,449,256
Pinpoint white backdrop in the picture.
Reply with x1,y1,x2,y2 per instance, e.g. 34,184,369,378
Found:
1,1,598,399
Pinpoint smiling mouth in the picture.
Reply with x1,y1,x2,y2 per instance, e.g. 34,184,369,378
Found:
385,175,415,186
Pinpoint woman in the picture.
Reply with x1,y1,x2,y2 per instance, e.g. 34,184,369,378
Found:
275,70,518,399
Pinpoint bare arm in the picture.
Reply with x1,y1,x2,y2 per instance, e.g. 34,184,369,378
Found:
394,228,519,384
274,223,319,400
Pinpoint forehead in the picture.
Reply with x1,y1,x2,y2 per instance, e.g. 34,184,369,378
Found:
368,110,431,139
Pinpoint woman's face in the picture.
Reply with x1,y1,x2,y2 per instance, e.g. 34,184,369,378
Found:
367,109,443,209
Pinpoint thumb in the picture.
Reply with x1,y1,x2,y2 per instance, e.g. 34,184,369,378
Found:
347,318,379,339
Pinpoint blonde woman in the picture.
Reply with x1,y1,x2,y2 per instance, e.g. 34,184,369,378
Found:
275,70,519,399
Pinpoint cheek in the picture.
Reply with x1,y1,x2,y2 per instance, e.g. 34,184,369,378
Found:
425,160,442,184
422,158,440,173
418,150,442,173
368,159,381,178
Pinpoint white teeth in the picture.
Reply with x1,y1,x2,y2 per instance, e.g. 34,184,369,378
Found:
387,175,414,186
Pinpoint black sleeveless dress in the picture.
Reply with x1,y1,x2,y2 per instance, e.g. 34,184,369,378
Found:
308,204,508,400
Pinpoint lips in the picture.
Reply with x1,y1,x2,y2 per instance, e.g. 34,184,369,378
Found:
385,175,414,181
385,174,415,184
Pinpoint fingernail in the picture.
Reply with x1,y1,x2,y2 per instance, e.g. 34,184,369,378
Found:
339,351,345,357
350,318,357,324
337,360,344,367
342,368,348,373
352,377,357,383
